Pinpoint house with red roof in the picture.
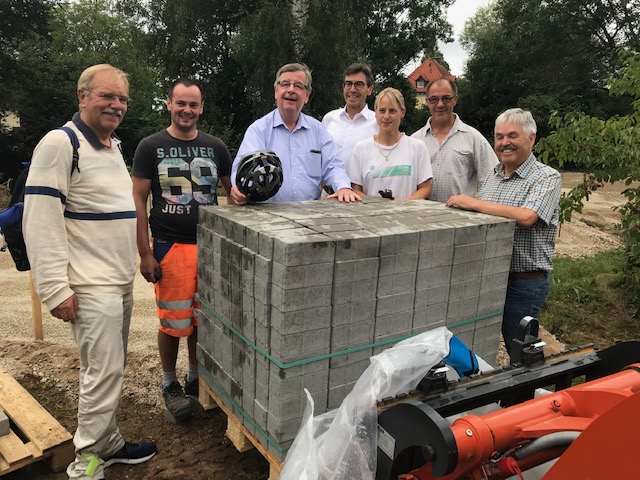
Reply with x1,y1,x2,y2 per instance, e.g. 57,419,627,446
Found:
407,58,456,107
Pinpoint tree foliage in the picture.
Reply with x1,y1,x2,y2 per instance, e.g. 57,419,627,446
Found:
2,0,453,175
537,50,640,311
0,0,51,178
3,0,163,174
458,0,639,137
0,0,51,113
232,0,453,121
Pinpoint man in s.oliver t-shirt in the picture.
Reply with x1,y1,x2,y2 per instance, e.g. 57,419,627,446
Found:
132,78,232,423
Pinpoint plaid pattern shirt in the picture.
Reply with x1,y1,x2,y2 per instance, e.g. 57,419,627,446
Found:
479,153,561,272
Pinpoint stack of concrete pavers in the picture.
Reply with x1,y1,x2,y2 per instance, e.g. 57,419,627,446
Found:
196,197,514,461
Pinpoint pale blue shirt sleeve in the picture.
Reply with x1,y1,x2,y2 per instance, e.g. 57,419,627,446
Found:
317,124,352,193
232,117,270,183
232,110,351,202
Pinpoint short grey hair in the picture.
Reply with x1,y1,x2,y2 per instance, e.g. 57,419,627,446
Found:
274,63,312,91
495,108,537,136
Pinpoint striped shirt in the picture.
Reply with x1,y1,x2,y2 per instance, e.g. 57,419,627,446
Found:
479,153,561,272
23,113,137,310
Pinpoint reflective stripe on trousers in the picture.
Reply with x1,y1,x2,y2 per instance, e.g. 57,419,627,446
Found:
153,241,199,337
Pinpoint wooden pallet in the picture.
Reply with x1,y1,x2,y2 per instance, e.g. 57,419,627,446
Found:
0,367,74,476
199,379,283,480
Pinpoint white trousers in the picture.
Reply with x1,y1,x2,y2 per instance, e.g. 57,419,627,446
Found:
66,292,132,479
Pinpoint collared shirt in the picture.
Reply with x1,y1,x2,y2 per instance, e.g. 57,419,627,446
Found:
322,105,378,169
479,153,561,272
232,109,352,202
71,112,121,150
411,114,498,203
23,114,136,310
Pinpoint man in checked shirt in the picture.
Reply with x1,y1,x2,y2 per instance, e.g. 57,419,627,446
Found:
446,108,561,356
411,79,497,203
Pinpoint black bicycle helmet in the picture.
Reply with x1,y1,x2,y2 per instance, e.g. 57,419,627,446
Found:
235,150,283,202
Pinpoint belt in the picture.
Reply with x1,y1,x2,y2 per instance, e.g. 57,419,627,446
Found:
509,271,548,280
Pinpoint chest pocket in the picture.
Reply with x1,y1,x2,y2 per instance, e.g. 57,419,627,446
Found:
439,146,473,174
306,151,322,178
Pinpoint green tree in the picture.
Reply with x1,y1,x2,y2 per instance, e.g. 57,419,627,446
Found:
145,0,262,152
0,0,51,180
363,0,453,81
3,0,456,170
457,0,638,138
139,0,454,153
0,0,50,112
537,50,640,311
8,0,163,165
232,0,454,121
229,2,296,123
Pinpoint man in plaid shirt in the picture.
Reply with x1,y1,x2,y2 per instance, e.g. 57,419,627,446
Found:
446,108,561,355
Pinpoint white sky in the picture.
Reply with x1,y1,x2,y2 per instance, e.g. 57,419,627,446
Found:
437,0,492,76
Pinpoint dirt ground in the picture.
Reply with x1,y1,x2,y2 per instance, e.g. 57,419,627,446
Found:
0,172,631,479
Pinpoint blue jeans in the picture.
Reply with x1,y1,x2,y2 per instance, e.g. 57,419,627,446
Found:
502,273,551,354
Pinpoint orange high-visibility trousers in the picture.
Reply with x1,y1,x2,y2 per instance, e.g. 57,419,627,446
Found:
153,240,199,337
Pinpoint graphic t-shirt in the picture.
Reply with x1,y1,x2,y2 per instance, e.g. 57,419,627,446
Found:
133,130,232,243
348,135,432,200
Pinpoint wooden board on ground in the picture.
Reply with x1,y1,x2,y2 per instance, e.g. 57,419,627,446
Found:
199,379,283,480
0,366,74,475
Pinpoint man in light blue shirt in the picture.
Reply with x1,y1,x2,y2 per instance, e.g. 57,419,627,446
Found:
230,63,361,204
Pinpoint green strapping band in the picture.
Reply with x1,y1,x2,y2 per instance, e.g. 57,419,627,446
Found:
200,300,501,369
199,367,289,453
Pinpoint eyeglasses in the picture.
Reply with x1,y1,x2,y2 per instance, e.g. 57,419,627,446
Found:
343,81,368,90
88,90,129,105
427,96,455,105
277,80,308,91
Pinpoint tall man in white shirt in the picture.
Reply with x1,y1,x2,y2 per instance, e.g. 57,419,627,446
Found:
322,63,378,168
411,79,497,203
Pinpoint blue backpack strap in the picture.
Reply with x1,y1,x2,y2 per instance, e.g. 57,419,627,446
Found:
0,203,24,230
57,126,80,174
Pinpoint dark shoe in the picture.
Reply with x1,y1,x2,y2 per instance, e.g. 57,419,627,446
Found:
184,375,199,398
104,441,157,467
162,381,192,423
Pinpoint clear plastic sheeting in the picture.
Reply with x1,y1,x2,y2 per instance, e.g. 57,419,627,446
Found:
280,327,454,480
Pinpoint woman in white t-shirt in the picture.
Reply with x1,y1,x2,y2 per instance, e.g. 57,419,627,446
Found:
347,87,433,200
